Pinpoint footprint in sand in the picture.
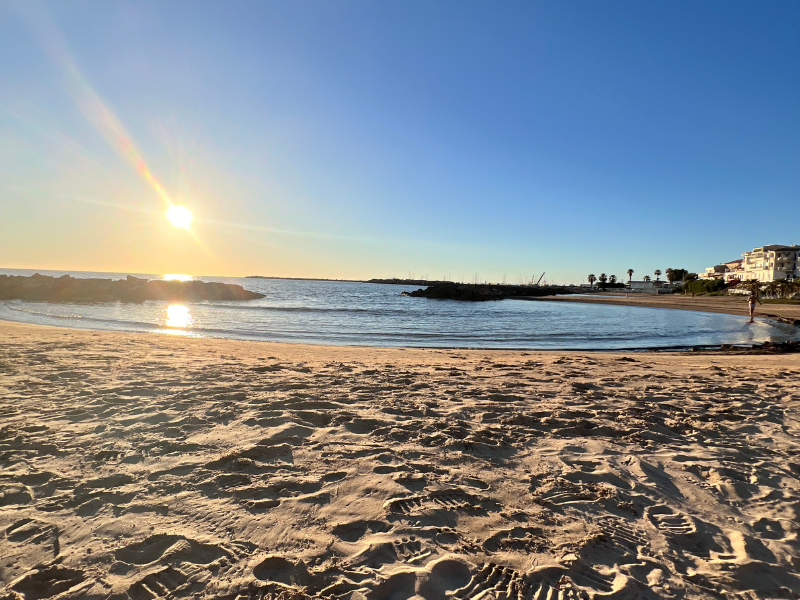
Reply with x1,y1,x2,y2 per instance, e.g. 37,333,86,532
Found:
533,477,616,507
750,517,786,540
452,563,583,600
2,519,62,583
482,526,550,554
467,561,642,600
331,519,392,542
127,566,189,600
453,563,522,600
594,517,649,560
645,505,733,561
114,533,229,566
645,505,696,537
567,567,617,595
10,565,86,600
364,557,471,600
393,537,432,563
557,554,633,598
253,555,310,587
384,489,488,515
0,484,33,506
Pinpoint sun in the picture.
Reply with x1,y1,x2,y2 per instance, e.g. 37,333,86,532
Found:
166,205,193,229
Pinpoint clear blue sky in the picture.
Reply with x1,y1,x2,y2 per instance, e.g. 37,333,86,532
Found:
1,1,798,283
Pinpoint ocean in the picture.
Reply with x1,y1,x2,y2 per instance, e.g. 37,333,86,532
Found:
1,269,797,350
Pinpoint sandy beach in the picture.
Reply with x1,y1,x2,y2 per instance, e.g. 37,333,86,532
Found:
1,320,799,600
528,294,800,322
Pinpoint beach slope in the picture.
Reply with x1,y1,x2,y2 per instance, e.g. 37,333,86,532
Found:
528,293,800,322
1,321,798,599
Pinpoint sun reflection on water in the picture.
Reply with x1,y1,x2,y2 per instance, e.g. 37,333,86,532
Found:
165,304,193,331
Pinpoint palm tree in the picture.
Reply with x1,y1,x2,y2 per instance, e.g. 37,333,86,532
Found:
627,269,634,282
609,275,617,285
775,278,789,298
654,269,662,282
587,274,596,289
765,281,778,298
643,275,651,282
598,273,608,289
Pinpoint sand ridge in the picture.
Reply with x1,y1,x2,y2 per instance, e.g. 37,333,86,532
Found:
0,321,799,599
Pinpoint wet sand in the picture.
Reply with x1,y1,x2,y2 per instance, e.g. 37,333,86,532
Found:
527,293,800,322
1,320,799,599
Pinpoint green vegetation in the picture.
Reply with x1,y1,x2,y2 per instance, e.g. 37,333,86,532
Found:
666,268,689,283
683,279,727,295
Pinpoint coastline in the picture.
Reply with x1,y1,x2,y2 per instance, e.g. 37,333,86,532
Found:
1,319,799,598
524,292,800,321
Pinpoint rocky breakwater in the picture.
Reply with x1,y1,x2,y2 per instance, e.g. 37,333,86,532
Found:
0,274,265,303
403,282,576,301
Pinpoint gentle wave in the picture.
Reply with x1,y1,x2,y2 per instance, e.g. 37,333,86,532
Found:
220,304,407,315
8,305,84,319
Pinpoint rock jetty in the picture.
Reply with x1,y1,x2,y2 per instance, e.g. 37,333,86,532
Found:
0,274,265,303
368,278,449,286
402,282,578,301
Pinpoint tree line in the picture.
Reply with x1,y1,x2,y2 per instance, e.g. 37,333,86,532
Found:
586,268,698,289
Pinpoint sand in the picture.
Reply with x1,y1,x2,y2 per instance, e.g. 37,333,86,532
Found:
528,293,800,322
1,320,799,600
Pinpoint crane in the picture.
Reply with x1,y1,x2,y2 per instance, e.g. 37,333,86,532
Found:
536,272,545,286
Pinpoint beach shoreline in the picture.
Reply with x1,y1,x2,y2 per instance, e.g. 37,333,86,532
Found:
1,319,799,599
525,292,800,321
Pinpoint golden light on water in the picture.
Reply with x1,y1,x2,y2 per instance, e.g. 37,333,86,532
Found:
163,273,193,282
165,304,192,329
166,205,193,229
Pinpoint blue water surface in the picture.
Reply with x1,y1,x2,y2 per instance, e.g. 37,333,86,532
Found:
0,269,796,350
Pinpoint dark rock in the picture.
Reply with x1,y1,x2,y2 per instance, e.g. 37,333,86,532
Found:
402,282,579,302
0,275,264,303
369,278,449,286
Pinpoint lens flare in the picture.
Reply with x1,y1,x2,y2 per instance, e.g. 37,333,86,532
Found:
166,205,193,229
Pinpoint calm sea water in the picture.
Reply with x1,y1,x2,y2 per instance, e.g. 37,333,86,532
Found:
1,269,797,350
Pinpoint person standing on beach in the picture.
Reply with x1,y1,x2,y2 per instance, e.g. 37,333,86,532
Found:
748,290,762,323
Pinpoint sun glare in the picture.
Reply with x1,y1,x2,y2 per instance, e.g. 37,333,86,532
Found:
166,205,193,229
165,304,192,329
162,274,193,282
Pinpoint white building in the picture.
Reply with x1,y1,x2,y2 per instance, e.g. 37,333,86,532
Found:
700,259,744,282
627,280,673,294
741,245,800,282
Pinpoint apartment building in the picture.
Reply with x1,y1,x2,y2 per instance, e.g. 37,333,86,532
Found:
741,245,800,282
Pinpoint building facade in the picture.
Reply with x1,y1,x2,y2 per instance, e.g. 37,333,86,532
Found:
700,259,744,282
741,245,800,282
700,246,800,283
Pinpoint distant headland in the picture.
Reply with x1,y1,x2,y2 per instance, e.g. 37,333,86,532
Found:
0,274,264,303
246,275,354,282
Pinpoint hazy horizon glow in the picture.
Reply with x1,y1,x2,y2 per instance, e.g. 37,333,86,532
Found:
2,1,799,284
